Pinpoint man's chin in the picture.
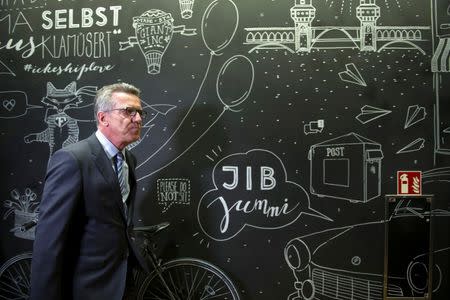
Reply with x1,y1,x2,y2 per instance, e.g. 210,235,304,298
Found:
130,134,141,142
129,129,141,138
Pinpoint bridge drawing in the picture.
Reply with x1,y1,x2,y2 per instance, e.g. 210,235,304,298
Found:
244,0,431,54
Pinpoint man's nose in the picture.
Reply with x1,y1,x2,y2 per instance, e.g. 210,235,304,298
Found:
133,112,143,123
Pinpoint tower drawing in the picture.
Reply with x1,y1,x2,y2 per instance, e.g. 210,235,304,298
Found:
290,0,316,52
244,0,429,55
356,0,380,51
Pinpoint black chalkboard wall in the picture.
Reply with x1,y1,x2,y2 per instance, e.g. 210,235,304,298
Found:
1,0,450,299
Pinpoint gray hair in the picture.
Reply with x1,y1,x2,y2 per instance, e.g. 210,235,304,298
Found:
94,82,141,124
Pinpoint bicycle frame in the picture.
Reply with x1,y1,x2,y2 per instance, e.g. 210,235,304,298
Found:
141,239,179,300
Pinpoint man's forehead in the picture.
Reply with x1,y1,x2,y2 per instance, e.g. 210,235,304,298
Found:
112,92,141,104
112,91,139,98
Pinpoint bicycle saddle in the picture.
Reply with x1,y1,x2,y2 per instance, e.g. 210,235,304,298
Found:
133,222,170,235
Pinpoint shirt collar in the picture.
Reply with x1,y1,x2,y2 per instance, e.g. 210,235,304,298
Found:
95,130,123,159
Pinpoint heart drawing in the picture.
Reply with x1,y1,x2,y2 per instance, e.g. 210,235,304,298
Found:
3,99,16,111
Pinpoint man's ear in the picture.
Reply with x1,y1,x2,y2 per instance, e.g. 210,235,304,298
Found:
98,111,108,126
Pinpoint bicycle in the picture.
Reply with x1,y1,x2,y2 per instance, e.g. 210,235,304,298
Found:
0,220,36,300
133,222,240,300
0,220,240,300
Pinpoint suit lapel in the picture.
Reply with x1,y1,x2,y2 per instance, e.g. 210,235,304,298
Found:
87,134,128,222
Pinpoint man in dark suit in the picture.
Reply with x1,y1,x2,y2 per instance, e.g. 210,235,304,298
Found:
30,82,149,300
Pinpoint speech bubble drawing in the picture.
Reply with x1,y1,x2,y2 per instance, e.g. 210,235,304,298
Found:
197,149,331,241
157,178,191,213
0,91,40,119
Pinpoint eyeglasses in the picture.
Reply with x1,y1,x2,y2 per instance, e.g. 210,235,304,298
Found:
105,107,148,119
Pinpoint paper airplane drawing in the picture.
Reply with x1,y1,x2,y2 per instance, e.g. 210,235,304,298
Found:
404,105,426,129
338,63,366,87
396,138,425,154
356,105,392,124
143,104,176,127
126,103,176,150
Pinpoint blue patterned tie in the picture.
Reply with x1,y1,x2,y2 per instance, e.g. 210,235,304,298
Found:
115,152,128,217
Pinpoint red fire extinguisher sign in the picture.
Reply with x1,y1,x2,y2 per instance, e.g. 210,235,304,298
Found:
397,171,422,195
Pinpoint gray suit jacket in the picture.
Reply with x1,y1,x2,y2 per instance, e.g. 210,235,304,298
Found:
30,134,146,300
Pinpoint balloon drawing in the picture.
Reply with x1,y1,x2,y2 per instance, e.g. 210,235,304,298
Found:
133,9,174,74
201,0,239,55
179,0,195,19
216,55,254,109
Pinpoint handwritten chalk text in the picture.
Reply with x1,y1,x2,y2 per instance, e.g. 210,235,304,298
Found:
23,62,115,80
41,6,121,30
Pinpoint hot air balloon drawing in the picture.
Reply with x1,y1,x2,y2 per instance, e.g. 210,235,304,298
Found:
179,0,195,19
132,9,174,74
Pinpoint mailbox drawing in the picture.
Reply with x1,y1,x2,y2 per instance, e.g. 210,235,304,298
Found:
308,132,384,203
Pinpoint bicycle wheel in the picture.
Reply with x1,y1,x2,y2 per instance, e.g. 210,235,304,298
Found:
0,252,32,300
137,258,240,300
